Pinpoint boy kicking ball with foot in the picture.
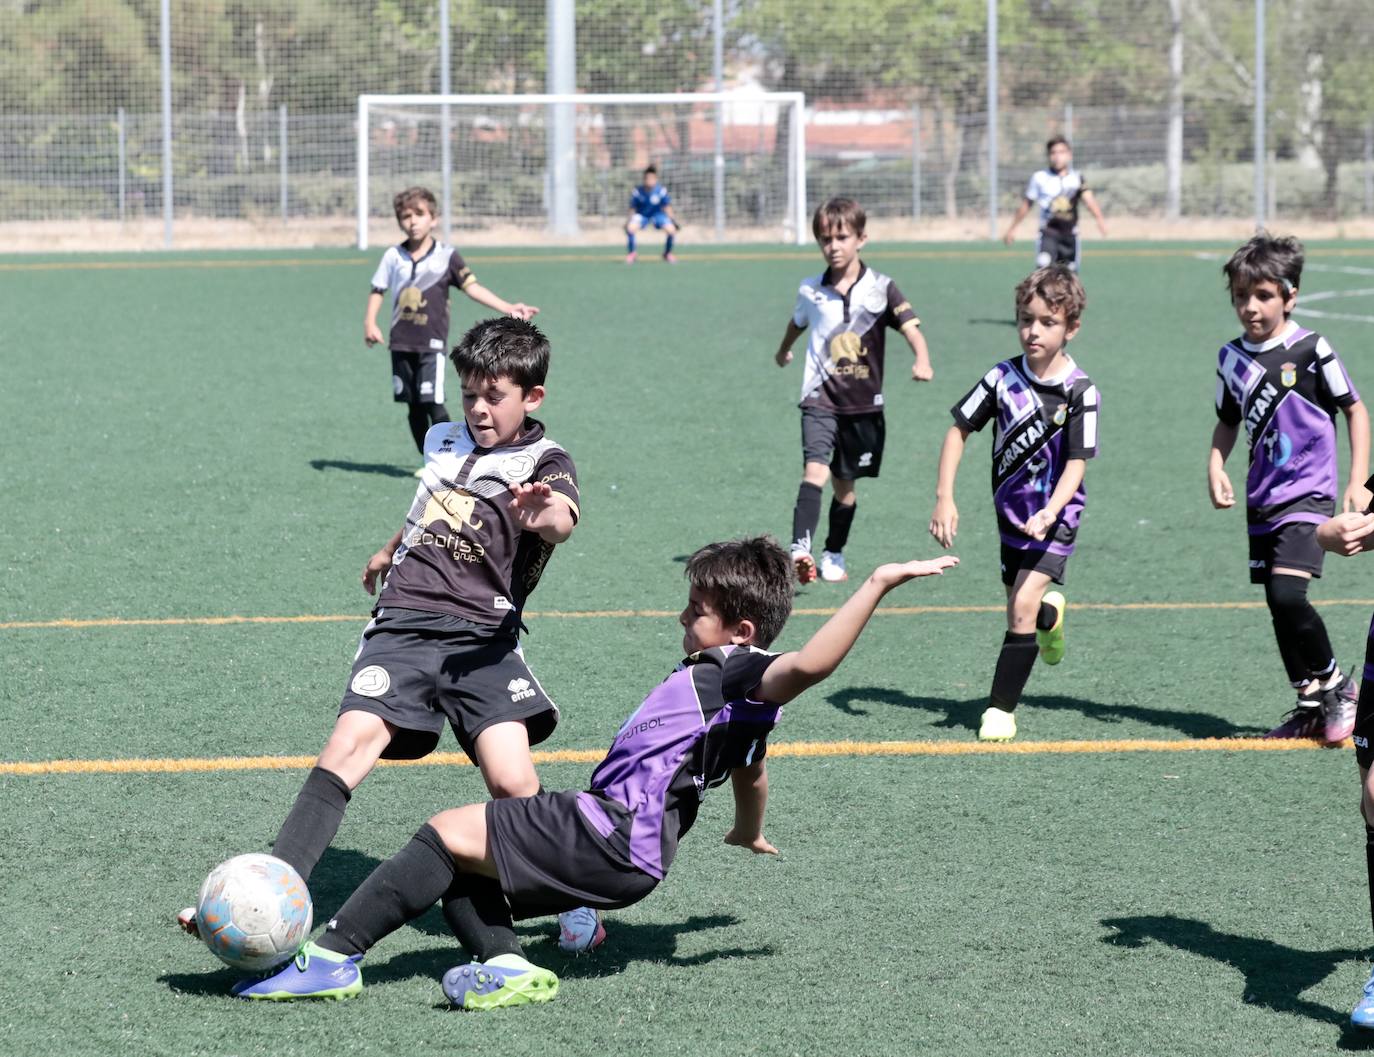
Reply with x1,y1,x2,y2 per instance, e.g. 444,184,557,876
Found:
929,265,1099,742
228,537,957,1005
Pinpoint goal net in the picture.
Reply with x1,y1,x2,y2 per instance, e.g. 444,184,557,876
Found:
356,92,807,249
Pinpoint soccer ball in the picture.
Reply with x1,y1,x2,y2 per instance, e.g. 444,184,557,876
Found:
197,853,313,971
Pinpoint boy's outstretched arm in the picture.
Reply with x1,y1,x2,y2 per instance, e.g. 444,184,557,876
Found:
1082,189,1108,238
756,555,958,705
364,291,385,345
1022,458,1086,540
508,481,576,543
901,319,933,382
929,424,969,547
1342,400,1371,512
1207,421,1239,509
463,281,539,321
774,320,805,367
1002,198,1032,244
363,530,404,594
724,760,777,855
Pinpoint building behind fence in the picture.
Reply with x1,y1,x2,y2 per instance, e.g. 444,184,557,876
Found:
3,0,1373,249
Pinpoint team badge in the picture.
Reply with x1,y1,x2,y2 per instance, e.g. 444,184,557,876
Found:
1050,193,1073,218
829,331,863,365
1280,362,1297,388
1052,405,1067,426
350,665,391,698
499,452,536,482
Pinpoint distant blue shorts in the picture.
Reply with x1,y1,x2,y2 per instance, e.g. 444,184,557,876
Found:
632,211,673,230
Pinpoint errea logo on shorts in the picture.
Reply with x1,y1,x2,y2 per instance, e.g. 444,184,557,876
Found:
507,678,536,703
350,665,391,698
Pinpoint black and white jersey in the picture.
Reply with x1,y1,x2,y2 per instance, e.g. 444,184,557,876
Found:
377,418,580,628
1024,169,1086,234
370,241,476,354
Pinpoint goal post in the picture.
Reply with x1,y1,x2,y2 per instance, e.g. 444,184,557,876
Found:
356,92,807,250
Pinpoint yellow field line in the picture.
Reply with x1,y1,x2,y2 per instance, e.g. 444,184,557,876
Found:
5,597,1374,632
6,245,1371,273
0,736,1341,777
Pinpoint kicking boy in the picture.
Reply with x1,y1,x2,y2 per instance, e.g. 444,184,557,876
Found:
1208,233,1368,741
929,265,1099,742
230,536,958,1004
364,186,539,459
1002,137,1108,272
775,197,933,585
181,317,583,937
1315,497,1374,1027
624,165,679,263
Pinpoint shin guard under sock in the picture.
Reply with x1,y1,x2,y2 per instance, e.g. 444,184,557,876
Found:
792,482,822,552
441,874,523,962
824,499,857,554
271,767,352,883
989,632,1037,712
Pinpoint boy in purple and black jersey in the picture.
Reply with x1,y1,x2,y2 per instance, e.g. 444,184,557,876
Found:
930,265,1099,742
1208,233,1369,742
231,537,958,1006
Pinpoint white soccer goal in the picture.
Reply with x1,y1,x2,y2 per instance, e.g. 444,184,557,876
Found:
356,92,808,249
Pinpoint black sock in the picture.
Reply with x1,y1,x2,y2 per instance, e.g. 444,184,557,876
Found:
791,482,822,552
319,823,455,959
271,767,351,882
1036,602,1058,631
441,874,523,962
407,403,430,452
989,632,1037,712
428,402,451,426
1366,824,1374,945
1266,575,1337,684
823,499,857,553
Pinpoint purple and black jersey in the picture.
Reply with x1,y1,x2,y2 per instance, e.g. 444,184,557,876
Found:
576,645,781,881
952,356,1100,554
1215,321,1359,534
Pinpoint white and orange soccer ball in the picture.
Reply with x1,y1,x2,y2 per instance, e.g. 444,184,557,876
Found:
196,853,313,971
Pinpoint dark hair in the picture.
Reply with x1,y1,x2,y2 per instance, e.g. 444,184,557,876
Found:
1046,136,1070,152
685,536,794,649
811,197,866,240
450,317,551,392
393,186,437,219
643,165,658,176
1015,264,1087,324
1223,232,1304,300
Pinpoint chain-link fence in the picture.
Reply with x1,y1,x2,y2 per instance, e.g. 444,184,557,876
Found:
3,0,1372,250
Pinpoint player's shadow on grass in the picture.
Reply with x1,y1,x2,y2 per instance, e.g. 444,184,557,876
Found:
967,317,1017,327
1102,914,1374,1046
826,686,1265,739
363,911,775,993
310,458,416,479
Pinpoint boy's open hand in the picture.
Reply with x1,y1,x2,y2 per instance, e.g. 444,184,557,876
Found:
929,498,958,547
364,321,384,346
871,555,959,590
508,480,560,528
724,829,778,856
1319,511,1374,555
775,348,793,367
1021,508,1056,541
507,303,539,321
362,549,393,594
1208,467,1236,509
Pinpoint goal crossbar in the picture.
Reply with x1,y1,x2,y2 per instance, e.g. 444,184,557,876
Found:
356,91,808,249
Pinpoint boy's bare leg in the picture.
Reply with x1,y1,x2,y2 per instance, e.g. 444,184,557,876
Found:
472,721,540,799
317,710,398,788
1354,766,1374,1026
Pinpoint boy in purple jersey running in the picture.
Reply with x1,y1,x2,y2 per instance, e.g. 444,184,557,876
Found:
929,265,1100,742
1208,233,1369,742
229,536,958,1006
1316,488,1374,1026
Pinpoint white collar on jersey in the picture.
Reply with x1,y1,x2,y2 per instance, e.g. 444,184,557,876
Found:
1240,319,1300,354
1020,353,1078,387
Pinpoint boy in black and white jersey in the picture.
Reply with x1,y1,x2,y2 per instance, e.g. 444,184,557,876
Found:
1003,138,1108,271
364,187,540,461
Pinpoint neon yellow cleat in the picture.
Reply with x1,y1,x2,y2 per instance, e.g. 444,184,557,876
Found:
978,706,1017,741
1037,591,1066,665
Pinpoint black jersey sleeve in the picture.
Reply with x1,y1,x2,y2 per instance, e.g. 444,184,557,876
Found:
951,370,997,433
534,447,580,523
1215,369,1242,428
719,646,781,704
448,249,475,291
1066,380,1101,460
883,280,920,330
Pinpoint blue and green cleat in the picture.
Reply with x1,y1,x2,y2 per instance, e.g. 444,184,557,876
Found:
1037,591,1066,665
442,953,559,1010
1352,965,1374,1029
231,941,362,1001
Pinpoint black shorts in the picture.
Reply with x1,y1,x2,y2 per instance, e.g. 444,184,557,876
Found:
486,791,659,919
1036,227,1079,271
338,607,557,762
1355,619,1374,770
390,349,447,404
801,407,885,479
1248,522,1325,584
1000,543,1068,587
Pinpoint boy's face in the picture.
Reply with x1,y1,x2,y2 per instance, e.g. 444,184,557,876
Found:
816,221,867,274
1017,294,1080,361
1232,278,1296,343
396,202,436,244
679,587,751,656
643,171,658,188
459,372,543,448
1048,143,1072,173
